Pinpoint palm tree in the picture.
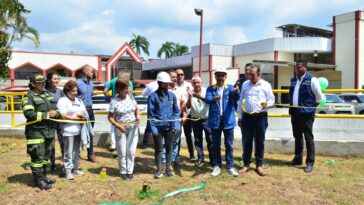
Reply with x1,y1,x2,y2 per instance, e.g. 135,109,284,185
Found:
174,43,189,56
129,33,150,56
0,0,39,78
157,41,175,59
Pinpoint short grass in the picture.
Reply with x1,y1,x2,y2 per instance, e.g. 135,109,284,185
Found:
0,136,364,205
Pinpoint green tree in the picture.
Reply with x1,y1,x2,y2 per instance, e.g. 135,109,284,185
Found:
174,43,189,56
157,41,175,59
0,0,39,78
129,33,150,56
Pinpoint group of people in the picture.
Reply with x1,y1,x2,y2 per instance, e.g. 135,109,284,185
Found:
144,59,323,178
23,65,100,190
22,59,324,190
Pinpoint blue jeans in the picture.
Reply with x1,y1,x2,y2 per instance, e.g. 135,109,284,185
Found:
242,112,268,167
211,128,235,169
192,119,212,162
87,109,95,157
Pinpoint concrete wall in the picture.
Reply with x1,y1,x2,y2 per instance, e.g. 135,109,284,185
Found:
335,12,356,89
2,111,364,156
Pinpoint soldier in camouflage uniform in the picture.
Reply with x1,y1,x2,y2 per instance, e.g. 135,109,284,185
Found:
23,74,62,190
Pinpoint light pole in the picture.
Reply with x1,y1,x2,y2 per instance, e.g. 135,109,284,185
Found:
195,8,203,77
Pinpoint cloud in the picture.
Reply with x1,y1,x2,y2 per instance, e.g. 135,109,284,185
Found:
13,0,364,59
214,26,249,45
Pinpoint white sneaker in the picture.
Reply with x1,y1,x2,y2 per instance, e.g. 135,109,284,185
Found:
73,169,84,176
65,172,74,180
211,166,221,177
228,168,239,177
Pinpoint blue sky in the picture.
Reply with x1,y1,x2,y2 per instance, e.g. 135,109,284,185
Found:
13,0,363,59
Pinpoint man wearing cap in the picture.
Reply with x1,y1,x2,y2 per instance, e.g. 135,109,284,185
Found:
205,68,240,177
148,71,180,178
23,74,62,190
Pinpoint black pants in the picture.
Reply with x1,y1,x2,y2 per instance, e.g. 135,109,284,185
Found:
87,109,95,157
242,112,268,167
153,130,174,172
192,119,212,163
50,127,64,167
183,114,195,159
291,114,315,165
142,122,151,146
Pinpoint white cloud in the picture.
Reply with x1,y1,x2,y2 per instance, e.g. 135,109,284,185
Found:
214,26,249,45
13,0,364,59
263,24,283,39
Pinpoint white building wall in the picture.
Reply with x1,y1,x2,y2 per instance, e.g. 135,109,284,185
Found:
8,51,99,71
235,52,275,74
277,52,295,89
201,71,211,88
192,56,209,73
335,12,356,89
359,14,364,88
277,52,294,61
277,67,294,89
212,56,232,70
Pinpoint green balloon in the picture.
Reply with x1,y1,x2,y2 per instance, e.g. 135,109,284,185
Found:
318,77,329,91
318,98,327,107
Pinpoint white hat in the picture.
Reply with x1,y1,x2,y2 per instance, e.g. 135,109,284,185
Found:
156,71,172,83
214,67,227,75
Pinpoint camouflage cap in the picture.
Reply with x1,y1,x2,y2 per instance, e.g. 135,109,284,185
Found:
30,74,46,83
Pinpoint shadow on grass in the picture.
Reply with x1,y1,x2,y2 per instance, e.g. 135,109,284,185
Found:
87,166,120,177
139,150,154,156
93,151,115,159
264,158,291,167
172,156,212,177
7,173,34,187
86,156,156,176
134,156,156,174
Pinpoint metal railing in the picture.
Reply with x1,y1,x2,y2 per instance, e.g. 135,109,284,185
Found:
0,89,363,128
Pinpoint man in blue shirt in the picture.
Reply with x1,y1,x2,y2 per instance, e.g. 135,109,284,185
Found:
148,71,180,178
77,65,98,163
205,68,240,177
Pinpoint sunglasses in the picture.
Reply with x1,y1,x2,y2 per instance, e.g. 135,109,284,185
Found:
177,73,184,76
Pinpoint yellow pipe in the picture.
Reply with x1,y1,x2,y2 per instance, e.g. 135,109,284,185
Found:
10,96,14,127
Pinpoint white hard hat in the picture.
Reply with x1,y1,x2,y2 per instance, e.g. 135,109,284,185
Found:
156,71,172,83
214,67,227,75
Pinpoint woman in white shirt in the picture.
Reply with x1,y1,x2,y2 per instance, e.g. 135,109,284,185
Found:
57,80,87,180
108,79,140,180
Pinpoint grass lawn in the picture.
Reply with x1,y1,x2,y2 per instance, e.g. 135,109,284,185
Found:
0,136,364,205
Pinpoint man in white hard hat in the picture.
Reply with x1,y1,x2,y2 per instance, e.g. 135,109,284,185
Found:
205,67,240,177
148,71,180,178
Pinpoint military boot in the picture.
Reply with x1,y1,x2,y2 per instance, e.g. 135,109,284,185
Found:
43,166,56,184
33,172,52,190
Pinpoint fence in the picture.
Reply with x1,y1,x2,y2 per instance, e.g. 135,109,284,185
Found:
1,89,364,128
